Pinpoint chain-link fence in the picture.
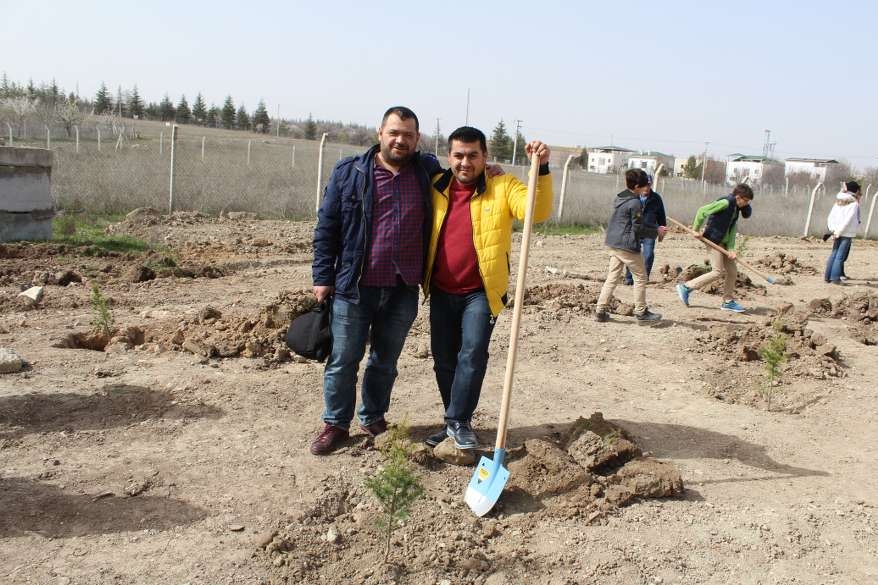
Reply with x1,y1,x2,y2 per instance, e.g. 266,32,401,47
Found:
5,116,875,238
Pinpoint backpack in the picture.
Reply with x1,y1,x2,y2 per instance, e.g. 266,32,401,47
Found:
285,300,332,362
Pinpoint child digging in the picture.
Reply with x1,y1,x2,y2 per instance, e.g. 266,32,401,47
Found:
676,184,754,312
595,168,662,323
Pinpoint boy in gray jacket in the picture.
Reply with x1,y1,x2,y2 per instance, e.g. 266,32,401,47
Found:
595,168,661,322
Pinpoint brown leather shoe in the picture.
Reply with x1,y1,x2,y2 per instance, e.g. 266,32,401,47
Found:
359,418,388,438
310,424,350,455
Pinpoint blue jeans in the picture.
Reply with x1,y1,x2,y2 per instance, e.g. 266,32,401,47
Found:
825,237,852,282
321,284,418,429
624,238,657,284
430,288,495,424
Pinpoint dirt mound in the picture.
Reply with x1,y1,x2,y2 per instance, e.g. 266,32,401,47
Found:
757,252,817,275
808,292,878,345
522,282,598,316
676,263,766,298
259,413,682,584
692,308,844,410
142,289,315,362
106,209,215,240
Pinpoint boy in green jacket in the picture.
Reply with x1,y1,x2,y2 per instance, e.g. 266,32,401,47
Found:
676,184,753,312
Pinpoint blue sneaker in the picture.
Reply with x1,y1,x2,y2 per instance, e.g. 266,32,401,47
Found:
676,283,690,307
720,300,746,313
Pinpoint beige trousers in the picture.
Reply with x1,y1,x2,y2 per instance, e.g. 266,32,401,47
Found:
685,245,737,300
597,247,648,313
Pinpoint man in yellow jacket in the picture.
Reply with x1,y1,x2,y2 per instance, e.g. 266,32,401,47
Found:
422,126,553,449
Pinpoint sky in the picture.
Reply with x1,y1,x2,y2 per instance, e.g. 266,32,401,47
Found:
2,0,877,169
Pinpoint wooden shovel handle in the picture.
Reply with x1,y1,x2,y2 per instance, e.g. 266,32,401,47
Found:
495,152,541,451
666,216,774,284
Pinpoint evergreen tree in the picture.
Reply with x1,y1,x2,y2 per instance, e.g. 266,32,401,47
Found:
94,82,112,115
221,95,236,129
304,113,317,140
0,72,10,98
159,93,175,122
192,93,207,125
175,95,191,124
127,85,144,119
489,120,513,162
145,102,160,120
253,100,270,134
236,105,251,130
115,86,126,117
48,78,60,107
206,105,220,128
682,155,703,180
512,130,528,165
26,79,36,100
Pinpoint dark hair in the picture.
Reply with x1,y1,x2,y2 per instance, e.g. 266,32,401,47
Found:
625,168,649,190
845,180,861,194
732,184,754,200
381,106,419,131
447,126,487,153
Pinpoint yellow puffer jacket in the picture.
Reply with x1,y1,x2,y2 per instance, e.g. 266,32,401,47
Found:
424,168,554,316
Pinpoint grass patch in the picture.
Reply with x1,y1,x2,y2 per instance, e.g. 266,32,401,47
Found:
52,214,152,254
514,222,601,236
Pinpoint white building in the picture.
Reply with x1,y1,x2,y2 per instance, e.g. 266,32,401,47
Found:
586,146,635,174
627,151,675,176
784,157,839,182
725,155,782,186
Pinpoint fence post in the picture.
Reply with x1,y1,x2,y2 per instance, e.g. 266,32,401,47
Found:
97,127,101,151
338,148,343,161
5,122,11,146
168,124,178,213
316,132,328,215
201,136,205,162
45,125,50,149
291,144,296,169
557,154,576,223
803,182,824,237
159,130,164,156
247,140,252,166
74,126,80,153
785,176,789,195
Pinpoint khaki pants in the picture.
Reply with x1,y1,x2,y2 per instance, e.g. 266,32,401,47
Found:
685,245,736,300
597,247,648,314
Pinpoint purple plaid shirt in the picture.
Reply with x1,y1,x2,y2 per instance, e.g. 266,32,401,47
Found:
360,159,424,287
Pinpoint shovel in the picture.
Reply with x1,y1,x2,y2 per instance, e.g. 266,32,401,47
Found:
465,151,541,517
667,216,777,284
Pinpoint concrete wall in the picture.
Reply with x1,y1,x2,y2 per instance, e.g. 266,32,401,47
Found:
0,147,54,241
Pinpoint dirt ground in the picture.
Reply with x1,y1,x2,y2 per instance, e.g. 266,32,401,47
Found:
2,212,877,585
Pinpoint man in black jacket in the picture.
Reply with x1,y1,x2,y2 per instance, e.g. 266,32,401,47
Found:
595,168,662,322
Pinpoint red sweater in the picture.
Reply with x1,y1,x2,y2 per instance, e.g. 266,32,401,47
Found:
432,179,483,294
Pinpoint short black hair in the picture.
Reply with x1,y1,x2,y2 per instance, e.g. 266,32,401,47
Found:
733,184,754,200
381,106,419,131
625,168,649,190
447,126,487,153
846,180,861,194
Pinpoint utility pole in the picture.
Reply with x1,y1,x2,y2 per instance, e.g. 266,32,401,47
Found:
434,118,440,156
763,129,771,158
465,88,470,125
511,119,523,165
700,141,710,184
276,104,280,137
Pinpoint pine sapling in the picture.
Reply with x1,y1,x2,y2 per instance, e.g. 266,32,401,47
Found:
90,284,114,336
758,328,787,411
364,422,423,562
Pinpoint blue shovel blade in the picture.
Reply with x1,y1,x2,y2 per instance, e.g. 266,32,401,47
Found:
465,452,509,517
